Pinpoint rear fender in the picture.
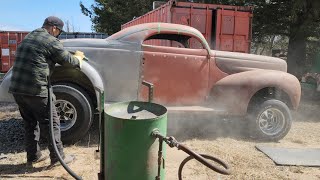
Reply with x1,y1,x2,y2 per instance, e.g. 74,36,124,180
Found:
210,70,301,115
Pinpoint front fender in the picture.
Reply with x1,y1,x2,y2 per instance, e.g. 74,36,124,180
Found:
0,62,105,107
0,70,14,102
80,61,104,111
210,70,301,115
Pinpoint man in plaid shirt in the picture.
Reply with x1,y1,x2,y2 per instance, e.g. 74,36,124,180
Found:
9,16,85,168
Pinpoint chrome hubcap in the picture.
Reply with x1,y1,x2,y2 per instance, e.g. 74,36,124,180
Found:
258,108,285,136
55,100,77,131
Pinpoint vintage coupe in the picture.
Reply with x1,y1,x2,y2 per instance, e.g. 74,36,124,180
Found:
0,23,301,143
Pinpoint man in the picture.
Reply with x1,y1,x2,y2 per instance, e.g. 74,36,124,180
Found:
9,16,85,168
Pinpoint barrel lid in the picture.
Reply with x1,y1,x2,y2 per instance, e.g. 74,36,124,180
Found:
105,101,167,120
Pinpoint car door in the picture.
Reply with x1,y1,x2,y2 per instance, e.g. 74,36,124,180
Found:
140,34,210,105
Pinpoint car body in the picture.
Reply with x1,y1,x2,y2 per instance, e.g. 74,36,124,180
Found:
0,23,301,142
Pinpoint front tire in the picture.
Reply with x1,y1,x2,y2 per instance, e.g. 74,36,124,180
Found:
53,84,93,144
248,99,292,141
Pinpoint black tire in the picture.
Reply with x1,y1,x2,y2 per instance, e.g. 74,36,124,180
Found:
53,84,93,144
248,99,292,141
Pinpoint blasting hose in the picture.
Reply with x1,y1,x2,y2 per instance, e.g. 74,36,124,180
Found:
151,129,231,180
48,76,82,180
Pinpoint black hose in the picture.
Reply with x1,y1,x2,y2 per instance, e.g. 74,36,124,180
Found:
178,144,231,176
151,130,231,179
178,154,231,180
48,77,82,180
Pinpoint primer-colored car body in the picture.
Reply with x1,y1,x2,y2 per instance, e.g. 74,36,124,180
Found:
0,22,300,114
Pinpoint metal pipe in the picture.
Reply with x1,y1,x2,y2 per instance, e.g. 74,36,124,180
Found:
142,80,154,102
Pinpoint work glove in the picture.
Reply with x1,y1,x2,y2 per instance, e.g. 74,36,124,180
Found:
73,50,86,68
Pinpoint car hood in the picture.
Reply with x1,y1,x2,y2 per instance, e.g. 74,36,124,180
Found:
61,38,139,51
213,50,287,74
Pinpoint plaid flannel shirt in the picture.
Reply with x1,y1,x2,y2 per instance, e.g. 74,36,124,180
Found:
9,28,80,97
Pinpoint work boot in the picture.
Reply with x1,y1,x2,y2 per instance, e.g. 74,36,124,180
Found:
26,155,48,168
47,155,75,169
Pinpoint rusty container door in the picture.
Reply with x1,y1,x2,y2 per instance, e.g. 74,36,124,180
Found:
0,32,29,72
215,9,252,53
171,5,212,49
17,32,28,45
1,44,11,72
0,33,2,72
8,33,17,70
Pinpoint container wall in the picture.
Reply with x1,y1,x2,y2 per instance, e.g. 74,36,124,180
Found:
122,2,172,30
122,1,172,47
0,32,28,72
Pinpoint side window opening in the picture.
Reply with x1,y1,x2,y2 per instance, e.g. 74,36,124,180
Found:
143,34,204,49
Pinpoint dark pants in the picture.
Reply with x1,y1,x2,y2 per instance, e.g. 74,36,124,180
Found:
13,94,64,162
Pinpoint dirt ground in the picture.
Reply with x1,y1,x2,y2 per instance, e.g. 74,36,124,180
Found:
0,102,320,180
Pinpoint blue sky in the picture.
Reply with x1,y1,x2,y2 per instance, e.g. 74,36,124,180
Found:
0,0,95,32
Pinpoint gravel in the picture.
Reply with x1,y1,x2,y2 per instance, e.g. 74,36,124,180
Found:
0,102,319,180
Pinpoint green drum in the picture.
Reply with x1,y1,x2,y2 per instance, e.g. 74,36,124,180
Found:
103,101,167,180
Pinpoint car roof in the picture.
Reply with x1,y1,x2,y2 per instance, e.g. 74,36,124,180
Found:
108,23,206,43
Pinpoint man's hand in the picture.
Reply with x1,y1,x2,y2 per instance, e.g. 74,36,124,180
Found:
73,51,86,68
74,51,85,58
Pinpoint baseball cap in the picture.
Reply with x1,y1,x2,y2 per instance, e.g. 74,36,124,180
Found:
43,16,64,31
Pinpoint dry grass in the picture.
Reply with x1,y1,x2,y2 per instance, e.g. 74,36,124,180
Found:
0,102,320,179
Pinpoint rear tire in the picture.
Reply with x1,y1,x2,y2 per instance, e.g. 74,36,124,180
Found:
248,99,292,141
53,84,93,144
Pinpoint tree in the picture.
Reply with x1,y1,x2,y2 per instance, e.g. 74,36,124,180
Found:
80,0,155,35
286,0,320,77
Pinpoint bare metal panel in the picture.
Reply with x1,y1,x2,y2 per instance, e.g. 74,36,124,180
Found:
0,70,14,102
63,39,143,102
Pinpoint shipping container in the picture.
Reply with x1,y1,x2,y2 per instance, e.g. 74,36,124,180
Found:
121,0,253,53
0,31,107,73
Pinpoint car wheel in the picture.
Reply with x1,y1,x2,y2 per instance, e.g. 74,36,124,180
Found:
248,99,292,141
53,84,93,144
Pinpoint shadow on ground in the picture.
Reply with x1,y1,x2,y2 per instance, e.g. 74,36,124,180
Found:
0,163,48,175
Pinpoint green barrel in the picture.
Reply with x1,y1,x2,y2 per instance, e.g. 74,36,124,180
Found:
103,101,167,180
